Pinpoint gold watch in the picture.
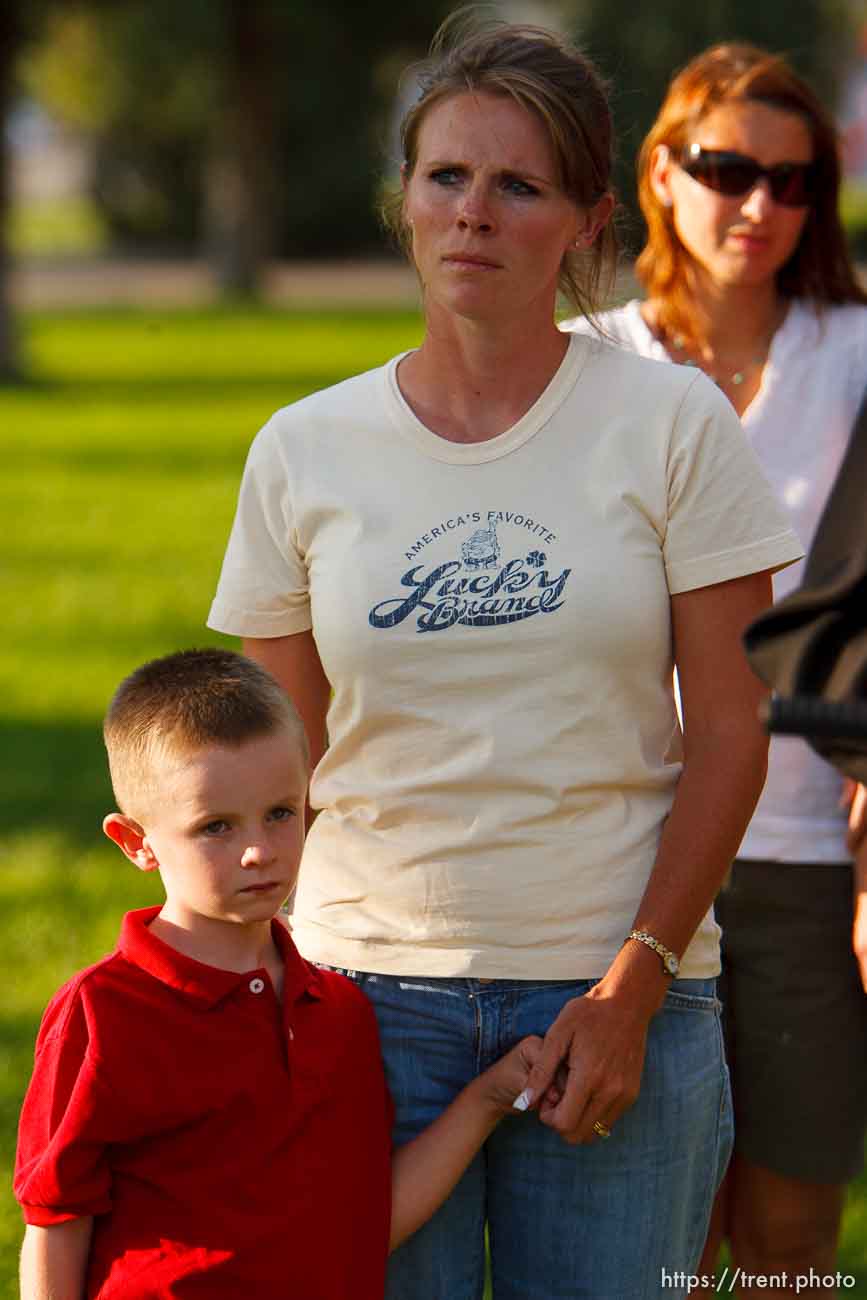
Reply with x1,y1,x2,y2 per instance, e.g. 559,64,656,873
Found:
626,929,680,978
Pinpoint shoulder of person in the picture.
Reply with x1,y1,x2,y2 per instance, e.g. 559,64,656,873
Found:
25,952,141,1103
787,299,867,358
560,299,645,348
255,360,395,452
35,949,127,1048
566,323,723,413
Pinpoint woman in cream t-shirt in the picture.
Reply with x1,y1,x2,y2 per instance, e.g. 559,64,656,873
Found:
209,18,801,1300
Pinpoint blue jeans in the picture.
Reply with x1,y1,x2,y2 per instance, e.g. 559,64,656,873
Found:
328,971,732,1300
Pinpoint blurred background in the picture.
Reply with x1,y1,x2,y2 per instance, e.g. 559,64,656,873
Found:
3,0,867,375
3,1,867,1295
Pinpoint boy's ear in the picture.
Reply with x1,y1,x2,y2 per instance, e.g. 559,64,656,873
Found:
103,814,158,872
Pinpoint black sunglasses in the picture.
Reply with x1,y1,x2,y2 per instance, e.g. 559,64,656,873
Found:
679,144,818,208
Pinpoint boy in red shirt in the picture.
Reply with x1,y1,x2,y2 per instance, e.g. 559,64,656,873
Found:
15,649,544,1299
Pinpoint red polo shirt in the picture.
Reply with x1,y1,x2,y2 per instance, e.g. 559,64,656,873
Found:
15,907,393,1298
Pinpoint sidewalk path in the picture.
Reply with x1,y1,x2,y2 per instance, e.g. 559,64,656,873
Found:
10,257,640,310
10,259,422,309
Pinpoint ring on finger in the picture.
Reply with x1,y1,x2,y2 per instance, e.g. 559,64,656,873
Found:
592,1119,612,1139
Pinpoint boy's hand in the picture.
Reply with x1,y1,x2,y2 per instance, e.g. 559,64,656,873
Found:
475,1036,562,1116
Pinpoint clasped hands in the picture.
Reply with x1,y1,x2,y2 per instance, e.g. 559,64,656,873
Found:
506,988,652,1145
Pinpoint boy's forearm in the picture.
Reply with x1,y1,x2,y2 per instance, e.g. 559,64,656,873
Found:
20,1219,93,1300
389,1076,503,1251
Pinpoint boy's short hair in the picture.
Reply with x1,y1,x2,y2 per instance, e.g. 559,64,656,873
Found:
104,648,308,819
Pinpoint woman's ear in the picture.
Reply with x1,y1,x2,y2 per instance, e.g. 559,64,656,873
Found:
573,192,615,248
103,813,158,872
649,144,675,209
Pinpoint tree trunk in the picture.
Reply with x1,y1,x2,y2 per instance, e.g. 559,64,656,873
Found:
0,2,22,380
205,0,278,298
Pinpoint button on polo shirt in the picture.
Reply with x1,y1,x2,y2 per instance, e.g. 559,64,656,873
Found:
15,907,393,1298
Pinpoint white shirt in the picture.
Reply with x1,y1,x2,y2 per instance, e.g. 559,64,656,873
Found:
566,300,867,862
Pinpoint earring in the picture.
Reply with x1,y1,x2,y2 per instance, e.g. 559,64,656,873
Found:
661,196,673,209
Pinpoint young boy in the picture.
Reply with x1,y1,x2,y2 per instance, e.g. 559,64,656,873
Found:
14,649,545,1298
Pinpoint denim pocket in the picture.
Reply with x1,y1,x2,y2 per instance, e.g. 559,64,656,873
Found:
663,977,720,1014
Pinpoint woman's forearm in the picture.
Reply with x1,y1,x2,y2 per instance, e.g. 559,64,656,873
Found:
593,571,773,1018
241,632,330,769
521,710,769,1144
593,723,768,1020
634,726,767,959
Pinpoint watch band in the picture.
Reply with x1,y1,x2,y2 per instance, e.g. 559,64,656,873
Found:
626,929,680,977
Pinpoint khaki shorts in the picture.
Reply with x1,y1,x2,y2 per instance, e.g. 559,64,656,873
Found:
716,858,867,1184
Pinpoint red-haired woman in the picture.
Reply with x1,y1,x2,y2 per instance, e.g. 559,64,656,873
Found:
566,43,867,1291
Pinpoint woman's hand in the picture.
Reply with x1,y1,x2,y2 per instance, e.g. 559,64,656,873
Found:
528,993,648,1142
523,944,668,1143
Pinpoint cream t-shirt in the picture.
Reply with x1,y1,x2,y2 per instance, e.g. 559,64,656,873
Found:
208,333,802,977
567,301,867,863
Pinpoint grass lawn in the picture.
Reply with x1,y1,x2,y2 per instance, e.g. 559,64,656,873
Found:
1,304,866,1297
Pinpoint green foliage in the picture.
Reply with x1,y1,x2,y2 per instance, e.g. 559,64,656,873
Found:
842,180,867,261
18,11,124,132
17,0,455,255
6,195,107,257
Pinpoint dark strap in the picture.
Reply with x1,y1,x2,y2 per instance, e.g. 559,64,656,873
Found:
742,384,867,778
802,384,867,588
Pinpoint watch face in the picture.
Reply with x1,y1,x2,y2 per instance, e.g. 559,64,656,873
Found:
664,952,679,976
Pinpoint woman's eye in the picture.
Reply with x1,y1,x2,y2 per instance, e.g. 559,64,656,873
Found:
429,168,461,186
503,177,538,196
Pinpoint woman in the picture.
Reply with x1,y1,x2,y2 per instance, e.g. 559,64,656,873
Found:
208,18,801,1299
565,43,867,1291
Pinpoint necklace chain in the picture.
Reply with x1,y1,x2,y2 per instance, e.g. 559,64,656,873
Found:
668,334,771,388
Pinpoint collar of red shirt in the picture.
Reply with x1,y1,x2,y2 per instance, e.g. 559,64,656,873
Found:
117,906,324,1009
